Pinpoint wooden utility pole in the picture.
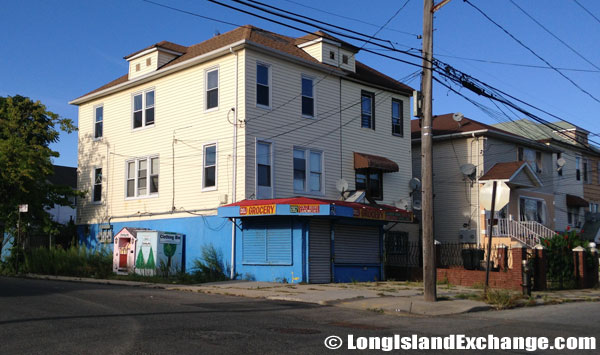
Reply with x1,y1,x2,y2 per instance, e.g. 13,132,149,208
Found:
421,0,436,302
484,181,498,294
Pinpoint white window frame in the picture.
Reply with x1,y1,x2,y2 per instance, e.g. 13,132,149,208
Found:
93,104,103,140
255,140,274,199
576,156,581,181
293,147,323,195
301,75,316,118
205,67,219,112
517,196,547,225
131,88,155,130
202,142,218,191
92,167,102,204
391,98,403,136
256,62,271,109
124,156,159,199
361,90,375,130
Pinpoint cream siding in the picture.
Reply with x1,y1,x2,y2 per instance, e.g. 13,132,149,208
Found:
339,48,356,72
128,51,159,80
78,50,247,224
157,52,178,68
299,42,323,62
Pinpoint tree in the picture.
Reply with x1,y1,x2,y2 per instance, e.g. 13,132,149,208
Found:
0,95,80,259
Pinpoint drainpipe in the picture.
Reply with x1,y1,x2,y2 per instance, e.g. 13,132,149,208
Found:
229,46,239,279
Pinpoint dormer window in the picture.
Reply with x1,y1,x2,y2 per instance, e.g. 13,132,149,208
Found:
342,54,349,64
329,51,335,60
135,63,140,72
146,58,151,66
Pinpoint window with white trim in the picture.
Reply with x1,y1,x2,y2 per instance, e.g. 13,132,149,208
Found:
519,197,546,224
93,168,102,202
301,76,314,117
203,144,217,189
576,156,581,181
126,156,159,198
293,148,322,193
94,105,103,139
133,89,154,129
391,99,403,136
256,63,270,107
361,90,374,129
206,68,219,110
257,142,272,188
355,171,383,200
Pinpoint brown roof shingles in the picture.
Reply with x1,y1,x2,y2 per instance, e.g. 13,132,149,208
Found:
410,113,522,139
74,26,413,102
479,161,526,181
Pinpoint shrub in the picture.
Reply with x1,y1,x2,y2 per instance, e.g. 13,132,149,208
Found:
541,230,590,289
22,245,112,278
191,244,230,283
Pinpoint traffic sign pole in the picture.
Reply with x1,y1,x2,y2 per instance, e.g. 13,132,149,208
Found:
484,181,497,295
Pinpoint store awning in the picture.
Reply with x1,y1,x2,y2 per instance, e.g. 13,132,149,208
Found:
566,194,588,208
218,197,412,223
354,152,399,173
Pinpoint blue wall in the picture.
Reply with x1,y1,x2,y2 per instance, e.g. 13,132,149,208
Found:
235,217,306,283
78,215,232,273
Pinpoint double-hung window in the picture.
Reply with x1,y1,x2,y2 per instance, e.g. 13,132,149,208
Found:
293,148,322,194
133,89,155,129
576,156,581,181
126,157,159,198
583,159,589,183
361,91,375,129
301,76,314,118
93,168,102,202
206,68,219,110
391,99,403,136
94,105,103,139
256,141,272,199
256,63,270,107
355,171,383,200
203,144,217,189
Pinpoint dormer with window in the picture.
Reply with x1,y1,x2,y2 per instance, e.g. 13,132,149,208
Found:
124,41,185,80
296,31,358,72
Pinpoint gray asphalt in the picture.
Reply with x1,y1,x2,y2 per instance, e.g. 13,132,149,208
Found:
1,277,598,354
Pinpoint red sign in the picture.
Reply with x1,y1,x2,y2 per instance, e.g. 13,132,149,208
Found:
239,204,276,216
290,204,320,213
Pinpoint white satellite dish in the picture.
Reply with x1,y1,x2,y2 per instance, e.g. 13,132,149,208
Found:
557,157,566,168
336,178,349,193
409,177,421,190
394,198,410,210
453,112,464,122
412,199,422,211
460,163,476,177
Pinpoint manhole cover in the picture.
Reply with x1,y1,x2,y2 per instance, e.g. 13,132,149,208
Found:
270,327,321,335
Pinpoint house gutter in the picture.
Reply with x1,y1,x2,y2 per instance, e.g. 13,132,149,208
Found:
229,46,239,279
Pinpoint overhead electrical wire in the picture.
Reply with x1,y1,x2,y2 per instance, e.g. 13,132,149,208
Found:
573,0,600,25
463,0,600,105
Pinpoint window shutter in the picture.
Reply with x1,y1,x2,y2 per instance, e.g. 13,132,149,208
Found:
267,224,292,264
242,228,266,264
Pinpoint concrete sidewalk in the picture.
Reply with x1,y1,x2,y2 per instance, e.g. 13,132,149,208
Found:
22,274,600,316
23,274,491,316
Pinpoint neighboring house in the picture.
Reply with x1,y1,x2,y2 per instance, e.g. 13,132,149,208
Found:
412,114,558,247
493,119,600,232
46,165,77,225
69,26,416,283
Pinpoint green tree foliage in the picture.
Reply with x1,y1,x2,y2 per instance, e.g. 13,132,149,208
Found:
541,229,590,289
0,95,80,258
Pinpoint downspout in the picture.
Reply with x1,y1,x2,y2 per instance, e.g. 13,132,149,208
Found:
230,46,239,279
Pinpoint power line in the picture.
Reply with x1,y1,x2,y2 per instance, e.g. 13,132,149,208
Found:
280,0,420,37
142,0,242,28
573,0,600,25
464,0,600,105
509,0,600,71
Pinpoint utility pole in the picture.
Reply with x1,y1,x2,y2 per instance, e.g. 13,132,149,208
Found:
421,0,452,302
421,0,436,302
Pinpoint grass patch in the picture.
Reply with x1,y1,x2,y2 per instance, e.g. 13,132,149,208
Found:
483,289,523,309
366,307,384,314
20,246,112,279
453,293,481,300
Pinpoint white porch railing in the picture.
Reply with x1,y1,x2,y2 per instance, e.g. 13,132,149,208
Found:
489,218,556,248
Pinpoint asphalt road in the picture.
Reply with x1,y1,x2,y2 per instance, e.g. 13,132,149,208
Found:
1,277,598,354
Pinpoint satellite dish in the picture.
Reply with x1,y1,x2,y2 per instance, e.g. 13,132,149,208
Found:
453,112,464,122
409,177,421,190
460,163,476,176
394,198,410,210
336,178,349,193
557,157,566,168
412,199,422,211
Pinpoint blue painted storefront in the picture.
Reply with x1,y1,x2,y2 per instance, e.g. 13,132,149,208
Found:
78,215,232,273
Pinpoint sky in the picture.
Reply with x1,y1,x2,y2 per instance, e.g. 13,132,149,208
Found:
1,0,599,168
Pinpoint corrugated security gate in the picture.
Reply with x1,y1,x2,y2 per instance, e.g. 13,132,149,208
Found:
334,224,381,282
309,219,331,283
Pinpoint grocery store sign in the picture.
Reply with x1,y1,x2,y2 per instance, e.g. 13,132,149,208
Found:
239,204,276,216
